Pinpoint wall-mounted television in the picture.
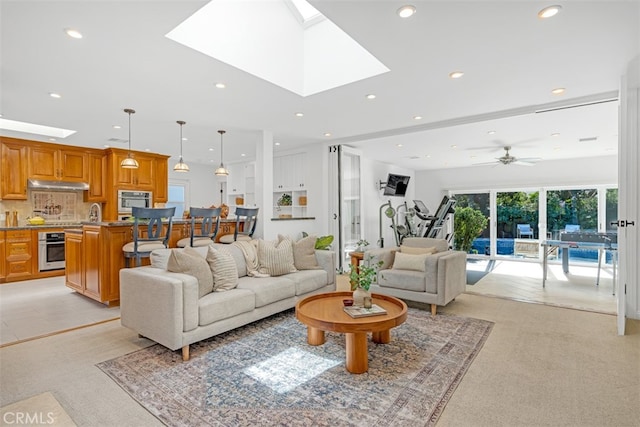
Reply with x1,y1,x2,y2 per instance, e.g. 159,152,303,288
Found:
383,174,410,196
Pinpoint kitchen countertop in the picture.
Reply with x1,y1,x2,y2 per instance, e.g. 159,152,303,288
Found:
0,224,83,231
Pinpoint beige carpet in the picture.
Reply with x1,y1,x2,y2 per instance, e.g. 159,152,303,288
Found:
0,392,76,426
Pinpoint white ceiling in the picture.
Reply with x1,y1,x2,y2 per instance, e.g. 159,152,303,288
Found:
1,1,638,171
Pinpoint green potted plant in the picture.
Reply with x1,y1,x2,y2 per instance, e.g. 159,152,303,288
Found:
349,256,383,306
355,239,369,252
277,193,292,206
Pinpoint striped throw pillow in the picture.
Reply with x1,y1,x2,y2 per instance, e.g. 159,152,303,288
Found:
258,238,297,276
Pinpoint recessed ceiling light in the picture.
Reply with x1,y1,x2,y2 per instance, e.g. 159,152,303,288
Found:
324,133,332,137
113,125,121,129
551,87,565,95
49,92,61,98
208,148,214,151
295,112,304,117
425,154,431,158
145,148,151,152
551,132,560,137
366,94,376,100
49,138,56,141
538,5,562,19
451,144,457,149
397,5,416,18
215,82,226,89
413,115,423,120
397,144,403,147
449,71,464,79
64,28,83,39
275,142,281,146
241,153,246,157
487,130,496,135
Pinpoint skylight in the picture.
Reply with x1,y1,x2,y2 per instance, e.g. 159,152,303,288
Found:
166,0,389,97
0,118,76,138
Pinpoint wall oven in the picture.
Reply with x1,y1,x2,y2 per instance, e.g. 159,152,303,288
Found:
38,232,65,271
117,190,153,214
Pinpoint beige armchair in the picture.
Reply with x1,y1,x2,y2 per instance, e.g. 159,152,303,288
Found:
364,237,467,315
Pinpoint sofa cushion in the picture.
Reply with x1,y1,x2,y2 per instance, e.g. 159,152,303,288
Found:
198,288,255,326
258,238,297,276
166,248,214,298
393,252,428,272
236,276,296,307
400,245,437,255
292,235,320,270
206,246,239,291
212,243,248,278
282,270,328,295
151,246,208,270
378,269,427,292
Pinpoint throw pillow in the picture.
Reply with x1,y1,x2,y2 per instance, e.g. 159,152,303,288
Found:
291,235,321,270
166,249,214,298
400,245,437,255
206,246,239,292
392,252,428,272
258,238,297,276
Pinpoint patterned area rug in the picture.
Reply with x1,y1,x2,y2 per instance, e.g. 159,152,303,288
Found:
98,309,493,426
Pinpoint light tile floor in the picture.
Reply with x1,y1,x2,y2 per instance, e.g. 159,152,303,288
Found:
466,258,617,314
0,277,120,346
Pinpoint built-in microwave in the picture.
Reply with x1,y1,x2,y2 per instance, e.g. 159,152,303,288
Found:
118,190,152,214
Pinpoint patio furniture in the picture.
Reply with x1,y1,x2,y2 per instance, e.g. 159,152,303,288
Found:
516,224,534,239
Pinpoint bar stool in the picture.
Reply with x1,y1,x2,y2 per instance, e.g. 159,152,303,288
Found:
122,206,176,267
176,206,222,248
219,207,259,243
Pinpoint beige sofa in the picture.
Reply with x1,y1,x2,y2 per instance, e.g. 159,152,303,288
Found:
364,237,466,315
120,242,336,360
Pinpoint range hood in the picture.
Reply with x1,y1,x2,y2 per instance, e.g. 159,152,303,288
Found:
28,179,89,191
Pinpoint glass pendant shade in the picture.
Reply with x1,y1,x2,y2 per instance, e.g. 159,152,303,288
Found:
121,108,139,169
173,120,189,172
214,130,229,176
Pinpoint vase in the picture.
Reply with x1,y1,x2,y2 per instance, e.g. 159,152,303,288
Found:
353,287,371,307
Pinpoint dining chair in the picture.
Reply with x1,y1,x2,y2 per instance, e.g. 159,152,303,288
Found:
218,207,259,244
176,207,222,248
122,206,176,267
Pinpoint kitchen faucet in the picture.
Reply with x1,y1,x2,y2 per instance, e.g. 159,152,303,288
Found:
89,203,102,223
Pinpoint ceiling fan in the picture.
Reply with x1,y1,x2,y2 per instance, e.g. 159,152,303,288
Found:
474,146,541,167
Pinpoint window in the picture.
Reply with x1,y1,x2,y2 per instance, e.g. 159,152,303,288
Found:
166,181,189,218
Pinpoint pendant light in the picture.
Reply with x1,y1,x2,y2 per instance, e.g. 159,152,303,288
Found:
173,120,189,172
214,129,229,176
120,108,139,169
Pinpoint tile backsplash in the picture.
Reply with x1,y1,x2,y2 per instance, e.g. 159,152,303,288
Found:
0,190,94,226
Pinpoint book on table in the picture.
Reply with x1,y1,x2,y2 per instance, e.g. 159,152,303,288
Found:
343,304,387,318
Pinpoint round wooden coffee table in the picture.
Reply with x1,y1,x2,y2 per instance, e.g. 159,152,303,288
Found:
295,291,407,374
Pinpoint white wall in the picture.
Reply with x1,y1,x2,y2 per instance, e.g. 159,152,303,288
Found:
360,156,415,249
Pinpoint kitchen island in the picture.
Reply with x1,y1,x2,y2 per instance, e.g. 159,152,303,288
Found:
65,219,240,306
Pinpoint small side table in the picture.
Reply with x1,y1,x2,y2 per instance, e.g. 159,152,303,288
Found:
349,251,364,274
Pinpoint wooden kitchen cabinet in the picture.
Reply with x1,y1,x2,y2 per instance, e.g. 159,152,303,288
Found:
65,224,129,306
28,144,87,182
0,139,28,200
5,230,33,282
64,230,83,292
154,157,168,203
111,151,155,190
85,153,106,202
0,231,5,282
